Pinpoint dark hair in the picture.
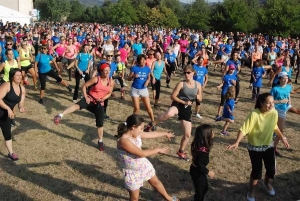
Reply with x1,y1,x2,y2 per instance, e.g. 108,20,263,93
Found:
255,93,272,109
9,68,22,82
117,114,145,138
5,48,13,56
191,124,214,158
226,86,236,99
136,54,146,65
197,56,203,62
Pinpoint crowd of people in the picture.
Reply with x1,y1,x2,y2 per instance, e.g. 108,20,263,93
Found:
0,20,299,201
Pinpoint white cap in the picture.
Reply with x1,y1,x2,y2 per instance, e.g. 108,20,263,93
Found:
278,71,288,78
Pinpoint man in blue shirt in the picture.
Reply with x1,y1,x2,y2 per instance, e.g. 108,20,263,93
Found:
51,31,60,46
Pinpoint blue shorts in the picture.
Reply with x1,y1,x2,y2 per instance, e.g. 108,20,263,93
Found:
222,115,234,121
275,105,292,119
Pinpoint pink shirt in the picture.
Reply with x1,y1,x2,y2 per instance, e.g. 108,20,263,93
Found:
65,45,77,59
119,48,128,63
179,39,188,53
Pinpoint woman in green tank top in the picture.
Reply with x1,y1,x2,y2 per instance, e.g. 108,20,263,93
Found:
0,49,19,83
19,41,37,89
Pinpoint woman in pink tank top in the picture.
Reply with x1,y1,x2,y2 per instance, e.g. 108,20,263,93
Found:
53,36,67,76
53,63,115,151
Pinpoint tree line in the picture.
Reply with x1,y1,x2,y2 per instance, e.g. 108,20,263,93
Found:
35,0,300,36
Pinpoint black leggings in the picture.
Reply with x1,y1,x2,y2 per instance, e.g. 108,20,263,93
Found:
76,98,104,127
181,52,186,68
112,75,124,88
73,70,90,100
166,63,176,84
0,111,12,141
252,87,260,99
235,77,240,100
190,165,208,201
151,79,161,99
248,147,276,180
39,69,62,90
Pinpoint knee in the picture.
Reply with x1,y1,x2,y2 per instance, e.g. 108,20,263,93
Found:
133,107,140,114
183,132,191,139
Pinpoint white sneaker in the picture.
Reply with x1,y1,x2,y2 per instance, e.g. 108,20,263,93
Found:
115,79,120,85
196,114,202,119
73,100,77,103
123,82,128,87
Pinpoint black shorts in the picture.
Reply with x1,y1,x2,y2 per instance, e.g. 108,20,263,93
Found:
171,101,192,122
248,147,276,180
76,98,105,127
21,64,33,73
216,54,222,60
56,56,63,62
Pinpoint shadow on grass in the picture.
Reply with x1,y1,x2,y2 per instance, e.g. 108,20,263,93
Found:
0,183,34,201
0,160,128,200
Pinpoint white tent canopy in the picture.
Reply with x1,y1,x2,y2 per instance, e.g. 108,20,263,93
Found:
0,5,32,25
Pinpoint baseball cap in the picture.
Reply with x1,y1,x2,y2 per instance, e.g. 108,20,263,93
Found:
278,71,288,78
229,64,235,70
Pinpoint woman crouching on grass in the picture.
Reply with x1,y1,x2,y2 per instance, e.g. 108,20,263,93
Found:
117,114,179,201
53,63,114,151
190,124,215,201
227,93,289,201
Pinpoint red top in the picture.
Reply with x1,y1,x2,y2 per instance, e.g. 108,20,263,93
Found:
89,76,111,102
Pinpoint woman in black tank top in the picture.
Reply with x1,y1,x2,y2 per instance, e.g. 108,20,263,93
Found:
144,66,202,160
0,68,26,161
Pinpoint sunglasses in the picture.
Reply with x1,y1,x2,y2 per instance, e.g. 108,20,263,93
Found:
107,55,113,57
149,54,154,55
6,43,12,45
88,41,93,42
184,72,192,74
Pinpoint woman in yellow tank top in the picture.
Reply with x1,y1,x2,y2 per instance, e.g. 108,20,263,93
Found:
19,41,37,89
0,49,19,83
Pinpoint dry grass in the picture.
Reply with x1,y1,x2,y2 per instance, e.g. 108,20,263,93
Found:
0,66,299,201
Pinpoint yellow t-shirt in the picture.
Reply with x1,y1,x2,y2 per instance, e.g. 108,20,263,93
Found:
3,60,18,82
20,48,31,67
117,62,126,73
239,108,278,146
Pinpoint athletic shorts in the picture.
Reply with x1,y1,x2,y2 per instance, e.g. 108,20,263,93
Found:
171,101,192,122
21,64,33,73
275,105,292,119
222,55,229,63
130,87,149,97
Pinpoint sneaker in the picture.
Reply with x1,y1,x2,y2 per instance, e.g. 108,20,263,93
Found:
261,180,275,196
177,150,189,160
11,119,16,127
23,80,29,85
274,147,281,157
98,141,104,151
246,192,255,201
123,82,128,87
215,115,222,122
8,153,19,161
34,85,38,91
104,113,110,119
73,100,77,103
54,115,61,125
166,84,170,88
221,131,230,136
67,86,72,93
195,113,202,119
295,79,298,84
38,98,44,104
144,122,156,132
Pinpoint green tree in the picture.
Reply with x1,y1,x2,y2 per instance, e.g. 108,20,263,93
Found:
136,3,152,25
159,6,180,28
259,0,300,36
109,0,138,25
41,0,71,21
68,0,86,22
186,0,210,31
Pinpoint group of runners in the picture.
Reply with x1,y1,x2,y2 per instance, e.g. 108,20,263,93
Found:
0,21,299,201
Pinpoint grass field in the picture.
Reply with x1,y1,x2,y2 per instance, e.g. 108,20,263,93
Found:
0,65,299,201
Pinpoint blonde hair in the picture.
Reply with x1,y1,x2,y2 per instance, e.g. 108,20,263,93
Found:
226,86,236,99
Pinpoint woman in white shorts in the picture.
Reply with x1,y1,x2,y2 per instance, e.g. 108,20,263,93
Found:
128,54,155,126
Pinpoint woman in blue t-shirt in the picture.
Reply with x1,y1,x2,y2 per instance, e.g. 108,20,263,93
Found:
215,64,237,121
128,54,154,125
270,71,300,156
164,47,178,88
151,52,167,107
251,60,266,100
192,57,208,119
34,45,72,104
73,44,92,102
